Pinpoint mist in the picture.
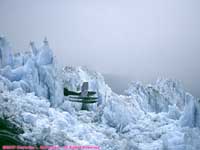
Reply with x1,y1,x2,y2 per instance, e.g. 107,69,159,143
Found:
0,0,200,97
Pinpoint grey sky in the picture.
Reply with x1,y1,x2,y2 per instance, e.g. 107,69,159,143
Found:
0,0,200,97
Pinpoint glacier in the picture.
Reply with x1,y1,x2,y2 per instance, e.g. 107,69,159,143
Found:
0,36,200,150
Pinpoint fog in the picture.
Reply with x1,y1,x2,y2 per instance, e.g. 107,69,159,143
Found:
0,0,200,97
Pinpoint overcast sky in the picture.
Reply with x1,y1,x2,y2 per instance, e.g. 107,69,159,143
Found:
0,0,200,97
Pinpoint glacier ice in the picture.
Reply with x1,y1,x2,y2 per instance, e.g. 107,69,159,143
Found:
180,93,200,128
0,36,200,150
0,36,63,107
0,36,13,68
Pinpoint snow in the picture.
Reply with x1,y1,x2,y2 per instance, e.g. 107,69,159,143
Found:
0,36,200,150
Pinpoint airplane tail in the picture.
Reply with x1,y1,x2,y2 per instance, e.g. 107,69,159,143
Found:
81,82,88,97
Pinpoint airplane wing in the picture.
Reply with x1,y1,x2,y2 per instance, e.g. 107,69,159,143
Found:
68,99,97,103
87,91,96,96
64,88,80,96
69,96,98,100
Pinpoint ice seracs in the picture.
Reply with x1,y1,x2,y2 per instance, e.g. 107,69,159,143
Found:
180,93,200,128
36,37,53,65
0,36,13,68
0,36,62,107
0,36,200,150
30,41,38,57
